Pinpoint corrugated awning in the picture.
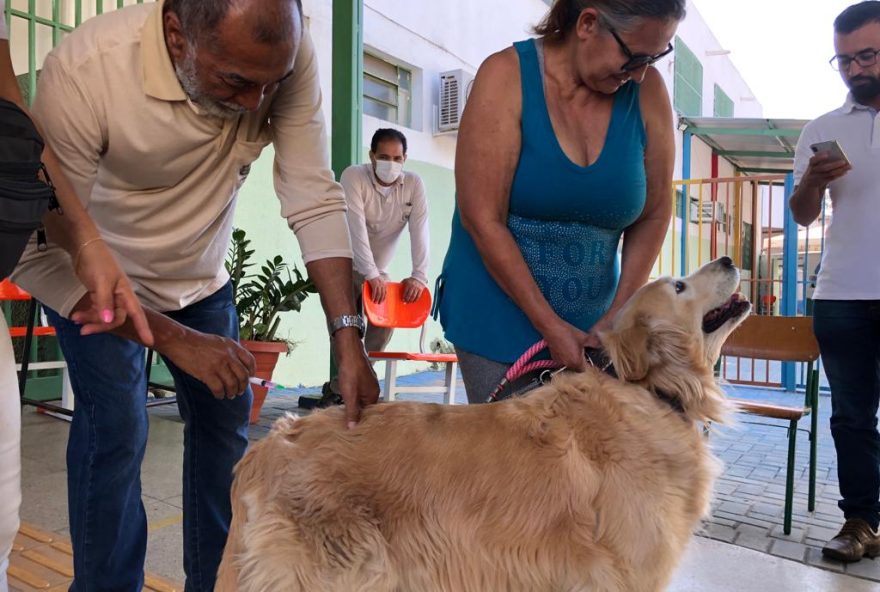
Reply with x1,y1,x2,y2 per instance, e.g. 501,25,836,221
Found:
679,117,810,174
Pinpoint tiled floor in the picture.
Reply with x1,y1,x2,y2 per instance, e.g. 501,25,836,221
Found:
18,368,880,588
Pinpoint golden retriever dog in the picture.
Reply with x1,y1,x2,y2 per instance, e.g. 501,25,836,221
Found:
216,257,750,592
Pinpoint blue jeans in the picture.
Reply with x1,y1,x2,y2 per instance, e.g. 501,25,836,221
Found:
813,299,880,530
47,282,251,592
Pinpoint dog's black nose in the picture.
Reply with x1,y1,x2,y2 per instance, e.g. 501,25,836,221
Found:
719,256,734,268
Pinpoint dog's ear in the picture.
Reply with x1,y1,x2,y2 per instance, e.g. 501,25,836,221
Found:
643,322,731,422
601,314,651,381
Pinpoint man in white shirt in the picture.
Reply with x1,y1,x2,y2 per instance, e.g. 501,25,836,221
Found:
790,0,880,564
340,128,430,352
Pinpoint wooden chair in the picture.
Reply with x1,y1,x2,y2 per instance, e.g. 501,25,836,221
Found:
0,279,73,417
362,282,459,404
720,315,820,534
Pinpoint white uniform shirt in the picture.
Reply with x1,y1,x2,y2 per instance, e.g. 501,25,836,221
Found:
340,163,430,285
793,93,880,300
0,1,8,40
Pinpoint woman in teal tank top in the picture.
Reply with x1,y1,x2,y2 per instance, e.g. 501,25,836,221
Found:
437,0,684,403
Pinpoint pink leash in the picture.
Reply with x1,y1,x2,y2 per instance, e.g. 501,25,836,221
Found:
486,339,561,402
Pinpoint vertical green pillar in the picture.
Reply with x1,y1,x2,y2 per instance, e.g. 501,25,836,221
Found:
331,0,363,178
328,0,363,381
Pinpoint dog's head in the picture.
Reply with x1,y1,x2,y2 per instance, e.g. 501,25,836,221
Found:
600,257,751,421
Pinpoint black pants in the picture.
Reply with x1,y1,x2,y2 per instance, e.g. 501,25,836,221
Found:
813,299,880,529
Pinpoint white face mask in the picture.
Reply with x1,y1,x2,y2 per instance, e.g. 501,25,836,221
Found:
374,160,404,185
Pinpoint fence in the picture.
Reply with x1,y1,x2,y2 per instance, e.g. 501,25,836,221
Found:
660,174,829,391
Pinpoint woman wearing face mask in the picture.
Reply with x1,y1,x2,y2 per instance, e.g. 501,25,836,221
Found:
436,0,682,403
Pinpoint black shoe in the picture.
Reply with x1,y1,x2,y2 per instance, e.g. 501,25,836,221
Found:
316,381,344,408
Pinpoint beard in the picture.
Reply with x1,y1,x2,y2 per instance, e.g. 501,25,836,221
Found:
848,75,880,105
175,46,247,120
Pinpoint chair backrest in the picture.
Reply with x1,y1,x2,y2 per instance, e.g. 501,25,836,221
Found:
0,279,31,301
721,315,819,362
362,282,432,329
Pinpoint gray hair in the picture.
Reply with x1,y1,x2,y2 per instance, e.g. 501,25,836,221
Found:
164,0,303,47
534,0,686,39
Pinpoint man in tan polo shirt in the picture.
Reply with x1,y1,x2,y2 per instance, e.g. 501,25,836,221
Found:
11,0,380,589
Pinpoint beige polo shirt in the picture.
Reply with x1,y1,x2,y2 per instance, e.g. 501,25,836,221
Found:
13,0,351,315
340,163,429,286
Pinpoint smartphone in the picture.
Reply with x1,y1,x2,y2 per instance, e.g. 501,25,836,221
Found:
810,140,851,166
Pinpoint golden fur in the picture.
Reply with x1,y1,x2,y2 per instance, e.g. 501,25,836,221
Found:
216,259,749,592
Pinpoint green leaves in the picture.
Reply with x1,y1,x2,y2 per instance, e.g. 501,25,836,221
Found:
225,228,315,346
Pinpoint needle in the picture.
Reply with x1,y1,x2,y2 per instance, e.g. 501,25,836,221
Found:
248,377,285,390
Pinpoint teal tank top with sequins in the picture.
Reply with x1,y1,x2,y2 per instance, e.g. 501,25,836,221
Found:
436,38,647,363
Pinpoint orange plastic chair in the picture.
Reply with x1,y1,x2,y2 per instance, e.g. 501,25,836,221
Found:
362,282,459,404
0,279,73,415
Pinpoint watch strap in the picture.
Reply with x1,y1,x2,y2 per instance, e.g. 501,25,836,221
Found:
327,314,365,337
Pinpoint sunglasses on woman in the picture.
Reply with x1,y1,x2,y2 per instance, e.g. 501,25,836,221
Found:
608,28,674,72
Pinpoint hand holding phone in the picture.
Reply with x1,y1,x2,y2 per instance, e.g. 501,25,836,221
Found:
803,139,851,190
810,140,851,167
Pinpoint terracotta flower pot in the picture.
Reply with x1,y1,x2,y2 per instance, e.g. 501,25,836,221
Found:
240,339,289,424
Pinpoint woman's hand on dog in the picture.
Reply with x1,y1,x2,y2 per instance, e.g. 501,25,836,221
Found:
584,315,613,351
542,319,591,371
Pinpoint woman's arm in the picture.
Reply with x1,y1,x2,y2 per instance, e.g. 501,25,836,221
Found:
456,48,589,369
0,39,152,343
594,67,674,341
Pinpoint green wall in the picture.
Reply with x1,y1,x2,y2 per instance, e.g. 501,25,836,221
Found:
232,147,456,388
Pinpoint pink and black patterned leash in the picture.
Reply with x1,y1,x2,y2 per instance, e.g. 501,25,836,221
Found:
485,340,561,403
486,340,615,403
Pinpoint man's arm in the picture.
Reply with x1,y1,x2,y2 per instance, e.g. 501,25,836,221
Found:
789,127,850,226
306,257,380,427
270,30,379,425
402,174,430,303
71,293,256,399
407,175,430,286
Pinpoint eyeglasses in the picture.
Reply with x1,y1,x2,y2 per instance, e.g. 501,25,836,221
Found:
608,28,674,72
829,48,880,72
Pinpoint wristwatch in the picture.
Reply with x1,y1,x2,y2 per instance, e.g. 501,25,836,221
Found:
327,314,365,338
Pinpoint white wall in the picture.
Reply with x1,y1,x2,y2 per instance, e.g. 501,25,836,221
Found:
303,0,549,170
656,0,765,181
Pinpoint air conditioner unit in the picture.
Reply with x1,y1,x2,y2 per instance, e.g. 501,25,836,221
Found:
690,201,725,224
437,69,475,132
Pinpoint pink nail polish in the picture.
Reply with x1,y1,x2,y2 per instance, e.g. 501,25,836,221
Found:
347,421,357,430
101,309,114,323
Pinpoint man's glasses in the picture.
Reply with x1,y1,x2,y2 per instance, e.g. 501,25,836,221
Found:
608,28,674,72
829,48,880,72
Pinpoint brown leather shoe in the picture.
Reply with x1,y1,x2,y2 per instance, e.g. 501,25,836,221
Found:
822,518,880,562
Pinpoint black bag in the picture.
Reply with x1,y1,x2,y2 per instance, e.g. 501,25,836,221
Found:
0,98,59,281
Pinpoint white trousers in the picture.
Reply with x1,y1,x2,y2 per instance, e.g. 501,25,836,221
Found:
0,317,21,592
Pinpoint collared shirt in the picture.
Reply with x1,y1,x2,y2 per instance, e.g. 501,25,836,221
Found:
12,0,350,315
340,163,429,285
0,1,7,40
793,93,880,300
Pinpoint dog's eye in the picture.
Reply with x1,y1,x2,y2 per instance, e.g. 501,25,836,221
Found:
674,281,686,294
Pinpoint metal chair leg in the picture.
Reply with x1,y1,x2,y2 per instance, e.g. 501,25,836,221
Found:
808,368,819,512
17,298,38,398
784,420,798,535
444,362,457,405
384,360,398,401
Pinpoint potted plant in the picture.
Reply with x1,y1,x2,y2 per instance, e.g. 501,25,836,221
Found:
225,228,316,423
